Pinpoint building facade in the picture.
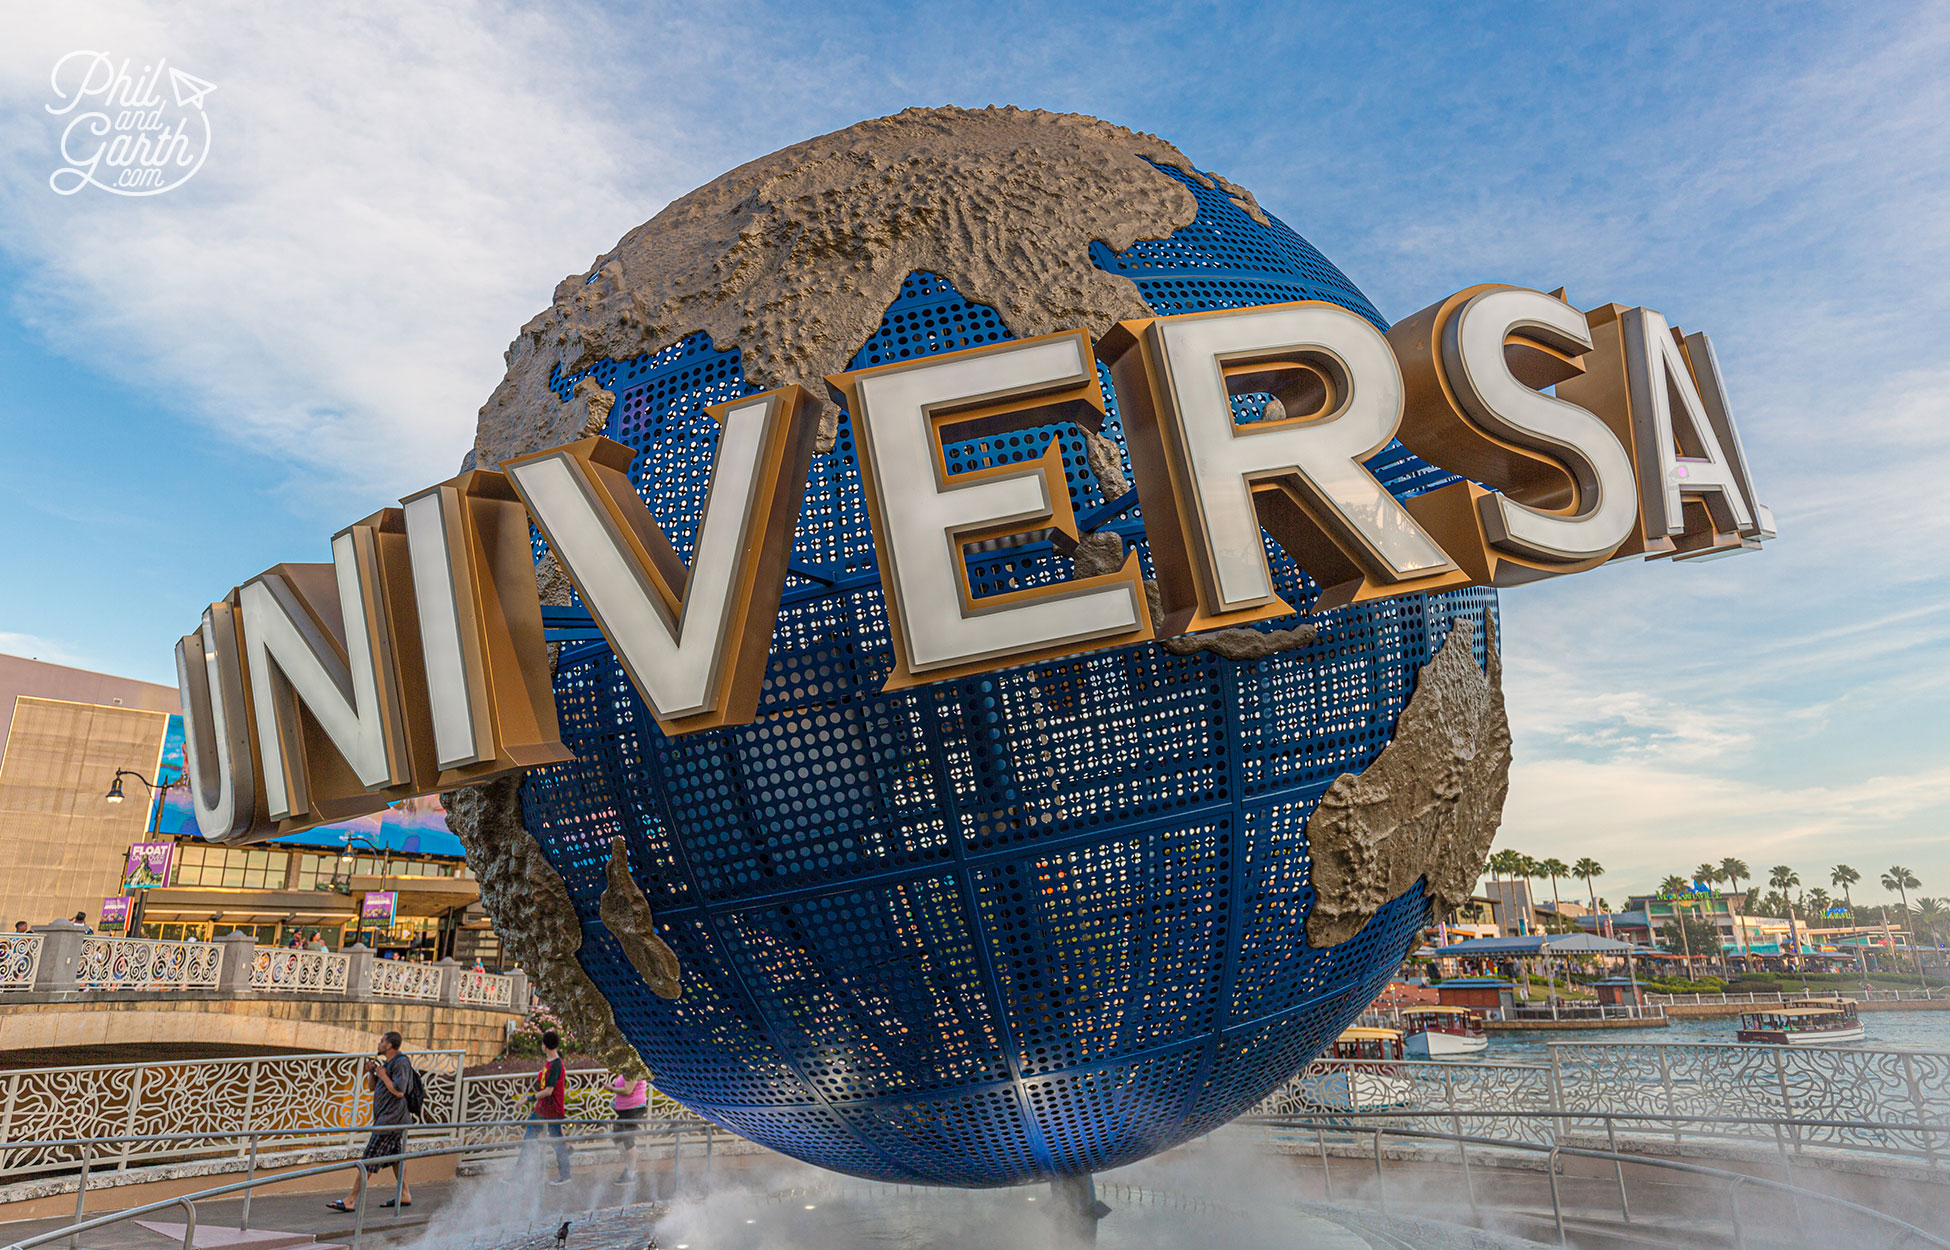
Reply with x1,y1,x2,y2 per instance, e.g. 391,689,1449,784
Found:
0,653,506,966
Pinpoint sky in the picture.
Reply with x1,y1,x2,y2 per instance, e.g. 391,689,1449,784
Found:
0,1,1944,906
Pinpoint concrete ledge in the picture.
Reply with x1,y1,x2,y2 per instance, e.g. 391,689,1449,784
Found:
1484,1016,1670,1030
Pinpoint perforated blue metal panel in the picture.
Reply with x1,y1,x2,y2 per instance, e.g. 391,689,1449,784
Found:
520,175,1498,1187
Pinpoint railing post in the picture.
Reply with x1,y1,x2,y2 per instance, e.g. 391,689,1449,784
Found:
240,1135,258,1230
29,922,86,993
436,958,464,1006
1900,1052,1936,1168
1728,1177,1746,1250
1547,1145,1565,1245
1372,1130,1386,1214
69,1145,89,1250
344,944,376,1000
1316,1127,1333,1200
1607,1116,1630,1222
214,931,257,994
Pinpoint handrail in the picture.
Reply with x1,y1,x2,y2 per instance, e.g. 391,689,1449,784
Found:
1,1123,709,1248
12,1113,1948,1250
1262,1116,1950,1250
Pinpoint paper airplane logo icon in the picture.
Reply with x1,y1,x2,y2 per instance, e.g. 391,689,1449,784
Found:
169,67,217,110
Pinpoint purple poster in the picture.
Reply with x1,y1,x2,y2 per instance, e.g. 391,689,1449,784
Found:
361,891,398,925
124,841,173,889
99,897,132,933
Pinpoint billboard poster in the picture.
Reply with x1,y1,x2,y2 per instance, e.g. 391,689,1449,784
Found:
361,891,398,926
153,715,463,857
124,841,174,888
98,897,132,934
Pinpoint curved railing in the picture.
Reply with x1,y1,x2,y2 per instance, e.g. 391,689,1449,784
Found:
75,937,221,991
454,968,515,1008
366,958,443,1001
248,948,351,993
0,935,42,991
7,1111,1948,1250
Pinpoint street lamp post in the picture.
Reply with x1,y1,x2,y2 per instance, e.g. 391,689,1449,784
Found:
104,768,177,936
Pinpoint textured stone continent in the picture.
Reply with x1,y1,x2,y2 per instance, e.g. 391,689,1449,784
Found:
470,105,1209,462
440,777,648,1080
1303,618,1512,948
599,835,683,1000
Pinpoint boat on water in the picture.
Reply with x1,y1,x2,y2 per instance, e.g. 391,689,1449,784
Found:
1305,1027,1412,1111
1735,997,1867,1045
1401,1005,1489,1057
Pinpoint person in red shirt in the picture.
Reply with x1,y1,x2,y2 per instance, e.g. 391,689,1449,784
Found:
515,1030,571,1184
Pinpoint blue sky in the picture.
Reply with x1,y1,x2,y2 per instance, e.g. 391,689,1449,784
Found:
2,2,1945,905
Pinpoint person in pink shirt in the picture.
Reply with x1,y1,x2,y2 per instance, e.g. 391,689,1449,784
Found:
610,1072,649,1185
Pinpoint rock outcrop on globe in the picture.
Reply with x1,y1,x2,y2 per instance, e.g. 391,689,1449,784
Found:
440,778,647,1082
471,105,1216,462
599,836,682,1000
1303,618,1512,948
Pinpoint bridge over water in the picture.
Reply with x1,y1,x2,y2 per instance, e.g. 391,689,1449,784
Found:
0,925,527,1066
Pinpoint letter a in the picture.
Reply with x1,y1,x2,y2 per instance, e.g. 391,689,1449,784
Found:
504,386,819,735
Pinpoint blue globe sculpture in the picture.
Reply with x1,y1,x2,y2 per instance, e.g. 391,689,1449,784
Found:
509,137,1498,1187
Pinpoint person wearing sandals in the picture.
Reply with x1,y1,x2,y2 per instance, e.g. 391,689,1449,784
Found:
329,1031,415,1212
609,1072,648,1185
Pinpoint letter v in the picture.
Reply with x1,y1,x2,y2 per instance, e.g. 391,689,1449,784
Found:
504,386,819,735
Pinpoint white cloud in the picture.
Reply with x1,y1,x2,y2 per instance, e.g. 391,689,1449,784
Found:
0,1,684,507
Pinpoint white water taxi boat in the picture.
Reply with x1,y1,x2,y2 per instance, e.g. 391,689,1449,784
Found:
1735,997,1866,1044
1401,1005,1489,1057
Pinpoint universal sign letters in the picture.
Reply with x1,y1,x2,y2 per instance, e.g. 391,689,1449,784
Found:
178,288,1773,842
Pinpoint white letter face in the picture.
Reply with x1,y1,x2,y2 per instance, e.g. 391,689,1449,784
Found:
1621,308,1756,539
1151,304,1456,611
403,486,492,769
508,396,788,724
238,529,404,821
1444,288,1640,562
175,602,258,841
848,334,1146,676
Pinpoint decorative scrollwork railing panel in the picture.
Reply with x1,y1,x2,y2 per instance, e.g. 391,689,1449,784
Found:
249,947,352,993
455,969,517,1008
0,1049,465,1178
367,958,444,1000
75,937,221,991
0,933,43,990
1548,1041,1950,1159
452,1069,700,1146
1252,1057,1557,1145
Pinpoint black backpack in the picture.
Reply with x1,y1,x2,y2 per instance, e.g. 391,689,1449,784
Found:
402,1061,426,1119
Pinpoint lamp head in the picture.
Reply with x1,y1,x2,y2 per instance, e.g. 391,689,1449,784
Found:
105,774,125,804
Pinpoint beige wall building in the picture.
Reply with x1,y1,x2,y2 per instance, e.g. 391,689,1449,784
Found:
0,654,181,929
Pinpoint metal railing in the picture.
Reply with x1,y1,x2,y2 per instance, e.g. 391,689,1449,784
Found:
75,937,221,991
0,935,44,991
0,1117,733,1250
1649,987,1943,1005
248,947,351,994
1248,1110,1950,1249
366,959,444,1001
9,1110,1950,1250
454,968,515,1008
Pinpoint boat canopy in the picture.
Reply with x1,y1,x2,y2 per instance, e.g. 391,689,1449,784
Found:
1400,1005,1474,1015
1786,997,1857,1007
1338,1026,1405,1040
1752,1005,1853,1018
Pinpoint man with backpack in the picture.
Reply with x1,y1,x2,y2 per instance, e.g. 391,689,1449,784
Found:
516,1030,571,1185
328,1031,419,1212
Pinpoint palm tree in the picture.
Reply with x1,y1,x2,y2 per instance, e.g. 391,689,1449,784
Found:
1831,864,1860,916
1516,855,1541,932
1573,857,1605,913
1485,849,1524,933
1720,857,1754,972
1770,866,1803,977
1915,899,1948,951
1882,866,1924,981
1694,863,1723,889
1658,875,1697,978
1538,857,1570,915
